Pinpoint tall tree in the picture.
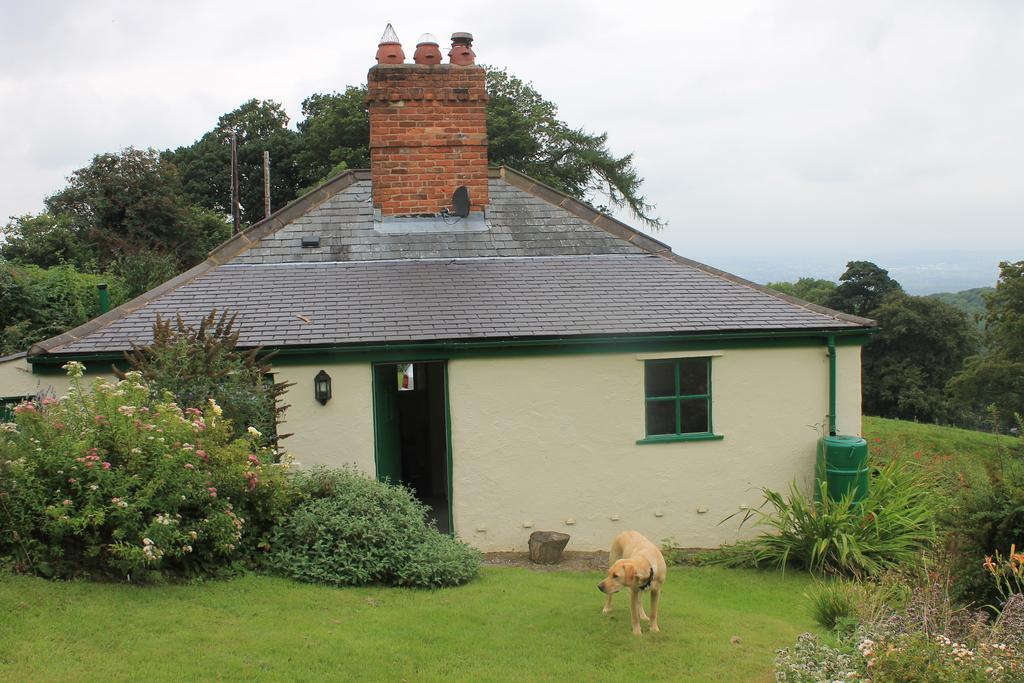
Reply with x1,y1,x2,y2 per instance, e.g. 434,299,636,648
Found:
167,99,310,224
295,87,371,184
825,261,903,317
863,293,978,423
484,68,661,228
949,260,1024,426
42,147,227,272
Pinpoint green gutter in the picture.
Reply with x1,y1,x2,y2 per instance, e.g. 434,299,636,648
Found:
27,327,875,369
827,334,837,436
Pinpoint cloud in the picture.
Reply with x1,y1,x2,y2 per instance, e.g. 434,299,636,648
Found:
1,0,1022,263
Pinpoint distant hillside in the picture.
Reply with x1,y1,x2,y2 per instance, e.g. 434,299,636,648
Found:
926,287,993,331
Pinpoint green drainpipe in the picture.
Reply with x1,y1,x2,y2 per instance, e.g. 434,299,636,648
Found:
827,334,837,436
97,283,110,314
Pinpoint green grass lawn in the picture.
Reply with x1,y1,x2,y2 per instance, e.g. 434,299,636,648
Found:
0,566,817,682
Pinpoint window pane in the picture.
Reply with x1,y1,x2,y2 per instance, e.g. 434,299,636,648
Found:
645,362,676,398
679,398,709,434
646,401,677,436
679,358,708,395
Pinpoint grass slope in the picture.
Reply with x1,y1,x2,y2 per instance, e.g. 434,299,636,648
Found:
0,567,816,682
864,415,1022,482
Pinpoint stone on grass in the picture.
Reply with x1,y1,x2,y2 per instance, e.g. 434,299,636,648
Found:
528,531,570,564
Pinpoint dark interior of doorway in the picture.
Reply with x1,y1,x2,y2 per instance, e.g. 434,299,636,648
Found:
374,361,450,534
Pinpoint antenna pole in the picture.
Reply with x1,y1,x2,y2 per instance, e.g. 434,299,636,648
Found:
230,132,241,235
263,150,271,219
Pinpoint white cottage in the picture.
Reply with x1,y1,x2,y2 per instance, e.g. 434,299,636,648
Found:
0,32,874,551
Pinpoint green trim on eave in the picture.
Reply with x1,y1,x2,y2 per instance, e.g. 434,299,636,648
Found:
636,433,724,445
28,328,875,371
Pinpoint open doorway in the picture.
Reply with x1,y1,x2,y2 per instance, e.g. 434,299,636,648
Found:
372,361,451,534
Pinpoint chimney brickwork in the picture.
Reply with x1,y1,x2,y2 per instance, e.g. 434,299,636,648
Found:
366,64,489,216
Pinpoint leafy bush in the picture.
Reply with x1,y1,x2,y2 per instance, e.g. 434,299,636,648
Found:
0,261,128,356
713,459,937,577
267,467,480,589
0,363,287,581
118,311,290,446
950,458,1024,606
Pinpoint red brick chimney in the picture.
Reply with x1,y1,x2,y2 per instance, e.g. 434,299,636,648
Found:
366,30,489,216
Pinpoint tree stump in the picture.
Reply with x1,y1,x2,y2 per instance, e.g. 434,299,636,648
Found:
528,531,570,564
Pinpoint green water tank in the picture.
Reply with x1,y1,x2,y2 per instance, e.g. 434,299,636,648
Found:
816,435,869,503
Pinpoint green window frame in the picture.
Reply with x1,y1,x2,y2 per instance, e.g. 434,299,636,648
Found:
637,357,722,444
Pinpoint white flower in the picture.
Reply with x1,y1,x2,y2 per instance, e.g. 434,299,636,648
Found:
208,399,223,417
143,537,154,545
62,361,86,378
246,426,262,438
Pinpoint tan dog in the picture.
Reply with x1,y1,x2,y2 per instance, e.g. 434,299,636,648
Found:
597,530,667,635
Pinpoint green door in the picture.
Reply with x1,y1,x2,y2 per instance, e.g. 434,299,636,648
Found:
372,364,402,484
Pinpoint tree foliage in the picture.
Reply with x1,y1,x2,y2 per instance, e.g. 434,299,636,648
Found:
43,147,227,271
294,88,370,184
949,260,1024,425
484,68,660,228
825,261,903,317
862,292,978,422
172,69,661,228
166,99,310,225
766,277,837,306
0,261,128,356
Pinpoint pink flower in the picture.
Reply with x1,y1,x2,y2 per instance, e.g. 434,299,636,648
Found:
94,415,107,424
247,454,260,466
196,450,208,462
62,499,72,506
54,422,66,431
68,477,77,484
14,403,36,414
42,398,58,406
207,487,217,498
184,463,194,470
85,462,94,469
102,462,111,470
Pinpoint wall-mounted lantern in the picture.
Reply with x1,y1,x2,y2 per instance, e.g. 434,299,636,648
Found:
314,370,332,405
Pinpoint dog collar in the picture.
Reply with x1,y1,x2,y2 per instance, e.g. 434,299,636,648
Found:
639,567,655,591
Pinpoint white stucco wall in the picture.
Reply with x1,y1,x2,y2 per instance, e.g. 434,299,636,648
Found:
273,363,376,474
0,356,87,399
270,344,862,552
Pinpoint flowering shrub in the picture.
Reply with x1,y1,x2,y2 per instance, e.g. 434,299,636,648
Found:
862,633,1021,681
0,362,288,581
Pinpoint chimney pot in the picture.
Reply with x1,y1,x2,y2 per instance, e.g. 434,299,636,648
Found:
414,33,443,65
376,23,405,64
448,32,476,66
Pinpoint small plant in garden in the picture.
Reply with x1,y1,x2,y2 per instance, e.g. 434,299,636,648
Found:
267,467,480,589
984,547,1024,602
773,632,860,682
713,458,937,577
0,361,288,581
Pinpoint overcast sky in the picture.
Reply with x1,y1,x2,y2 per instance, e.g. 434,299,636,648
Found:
1,1,1021,289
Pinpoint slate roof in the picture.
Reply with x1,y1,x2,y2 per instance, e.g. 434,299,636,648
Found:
29,167,872,358
231,178,646,264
